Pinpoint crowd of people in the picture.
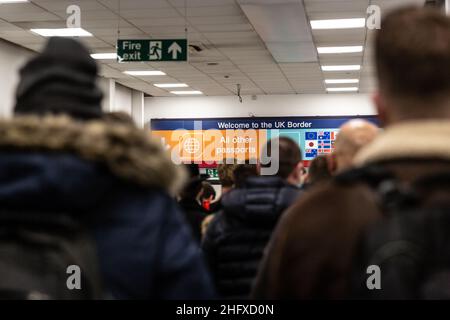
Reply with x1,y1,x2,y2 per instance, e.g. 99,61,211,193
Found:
0,6,448,299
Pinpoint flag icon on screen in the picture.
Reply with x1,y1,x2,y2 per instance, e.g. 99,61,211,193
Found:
318,140,331,148
305,140,318,149
306,149,317,158
331,131,339,140
318,131,331,140
305,132,317,140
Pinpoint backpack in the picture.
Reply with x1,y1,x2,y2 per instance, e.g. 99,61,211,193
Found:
0,211,103,300
338,166,450,299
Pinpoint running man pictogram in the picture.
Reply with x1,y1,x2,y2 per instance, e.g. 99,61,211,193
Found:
149,41,162,60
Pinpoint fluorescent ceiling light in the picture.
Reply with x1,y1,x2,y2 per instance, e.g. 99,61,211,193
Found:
124,71,166,76
91,53,117,60
31,28,92,37
321,65,361,71
325,79,360,84
317,46,363,54
0,0,29,3
171,91,203,95
326,87,359,92
311,18,366,30
154,83,189,88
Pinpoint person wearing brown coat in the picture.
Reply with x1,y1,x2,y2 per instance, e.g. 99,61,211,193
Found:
252,6,450,299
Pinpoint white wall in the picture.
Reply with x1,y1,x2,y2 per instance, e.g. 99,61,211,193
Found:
0,39,34,118
100,78,145,127
100,79,133,114
144,94,377,126
99,77,114,113
114,83,133,114
131,89,145,128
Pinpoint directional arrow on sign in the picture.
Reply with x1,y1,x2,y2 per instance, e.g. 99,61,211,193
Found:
168,42,182,59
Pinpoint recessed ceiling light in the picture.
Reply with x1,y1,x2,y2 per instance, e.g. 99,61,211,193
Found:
171,90,203,95
91,53,117,60
0,0,29,3
321,65,361,71
30,28,92,37
326,87,359,92
325,79,360,84
154,83,189,88
317,46,363,54
311,18,366,30
124,71,166,76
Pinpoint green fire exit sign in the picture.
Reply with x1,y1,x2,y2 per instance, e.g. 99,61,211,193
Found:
117,39,188,62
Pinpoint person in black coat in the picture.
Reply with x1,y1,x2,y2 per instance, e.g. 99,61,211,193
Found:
202,137,304,299
178,173,209,243
178,164,208,244
0,37,215,299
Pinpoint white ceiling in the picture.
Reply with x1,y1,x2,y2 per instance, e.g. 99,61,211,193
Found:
0,0,425,97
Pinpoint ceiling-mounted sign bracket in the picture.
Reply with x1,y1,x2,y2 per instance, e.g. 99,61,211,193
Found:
236,84,243,103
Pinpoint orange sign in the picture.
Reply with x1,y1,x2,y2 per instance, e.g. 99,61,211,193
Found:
152,129,267,164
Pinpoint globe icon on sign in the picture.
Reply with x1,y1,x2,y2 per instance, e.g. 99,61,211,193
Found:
183,137,201,154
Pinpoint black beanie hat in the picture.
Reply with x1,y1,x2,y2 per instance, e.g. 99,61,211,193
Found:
14,37,103,120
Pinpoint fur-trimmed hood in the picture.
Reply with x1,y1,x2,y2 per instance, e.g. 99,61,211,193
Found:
354,120,450,166
0,115,186,194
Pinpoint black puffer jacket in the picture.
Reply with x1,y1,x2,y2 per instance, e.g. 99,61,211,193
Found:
202,176,300,299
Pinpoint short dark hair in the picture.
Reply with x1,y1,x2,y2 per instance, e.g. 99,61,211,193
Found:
180,178,203,201
307,155,332,185
201,181,216,200
376,7,450,104
184,163,200,179
261,137,302,179
233,163,258,188
217,162,237,188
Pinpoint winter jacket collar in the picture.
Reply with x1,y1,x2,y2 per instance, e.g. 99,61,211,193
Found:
0,115,185,194
354,120,450,166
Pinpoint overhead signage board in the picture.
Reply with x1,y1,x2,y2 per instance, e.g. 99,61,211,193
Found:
150,116,379,167
117,39,188,62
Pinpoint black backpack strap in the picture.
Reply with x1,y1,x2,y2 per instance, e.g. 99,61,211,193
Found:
335,166,450,214
335,165,419,215
334,165,394,188
412,172,450,190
